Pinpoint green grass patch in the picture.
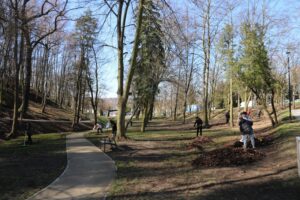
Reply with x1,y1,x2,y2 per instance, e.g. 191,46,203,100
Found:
0,133,67,200
126,129,195,141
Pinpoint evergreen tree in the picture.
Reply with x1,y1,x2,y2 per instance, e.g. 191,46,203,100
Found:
133,0,166,132
238,22,277,126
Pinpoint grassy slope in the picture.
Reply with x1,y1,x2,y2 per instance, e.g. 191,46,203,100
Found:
86,117,300,200
0,133,67,200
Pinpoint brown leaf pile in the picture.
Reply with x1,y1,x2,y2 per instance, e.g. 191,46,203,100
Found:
192,147,265,167
187,136,214,150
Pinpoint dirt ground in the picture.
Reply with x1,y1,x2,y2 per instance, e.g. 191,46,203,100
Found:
102,114,300,200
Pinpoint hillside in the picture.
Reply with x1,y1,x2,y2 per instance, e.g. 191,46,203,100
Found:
0,91,92,138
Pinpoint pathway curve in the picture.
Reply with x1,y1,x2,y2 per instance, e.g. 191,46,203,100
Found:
27,132,116,200
292,109,300,120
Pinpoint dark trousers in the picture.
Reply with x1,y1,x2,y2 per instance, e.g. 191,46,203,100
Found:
226,117,229,124
97,128,103,134
25,131,32,144
196,126,202,136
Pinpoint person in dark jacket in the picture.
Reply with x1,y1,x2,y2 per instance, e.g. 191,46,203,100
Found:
25,122,32,145
194,116,203,137
110,119,117,136
225,111,230,124
239,112,255,150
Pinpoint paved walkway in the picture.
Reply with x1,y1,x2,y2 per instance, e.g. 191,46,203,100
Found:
292,109,300,120
28,132,116,200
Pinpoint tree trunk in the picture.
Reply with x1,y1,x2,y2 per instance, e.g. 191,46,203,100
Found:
141,103,149,132
41,46,49,113
135,109,140,120
10,71,20,138
19,43,33,119
0,38,11,105
262,102,275,126
183,100,187,124
148,93,155,121
41,81,47,113
293,86,296,109
229,75,234,127
270,89,278,124
116,0,145,139
202,0,211,128
237,92,240,112
117,99,126,138
174,68,181,121
8,12,24,138
244,90,251,112
72,49,84,128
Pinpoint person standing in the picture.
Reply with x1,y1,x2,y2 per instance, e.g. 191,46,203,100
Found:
239,112,255,150
225,111,230,124
109,119,117,136
194,116,203,137
25,122,32,145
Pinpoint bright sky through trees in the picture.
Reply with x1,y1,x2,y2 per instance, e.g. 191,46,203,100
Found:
66,0,300,98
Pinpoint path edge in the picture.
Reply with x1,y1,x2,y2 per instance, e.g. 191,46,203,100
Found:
26,133,70,200
84,134,117,200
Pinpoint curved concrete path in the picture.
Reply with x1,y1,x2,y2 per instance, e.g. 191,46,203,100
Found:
28,132,116,200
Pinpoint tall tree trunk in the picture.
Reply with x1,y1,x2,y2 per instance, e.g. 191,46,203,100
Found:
81,79,86,115
72,49,84,128
41,46,49,113
87,71,98,124
244,90,251,112
262,102,275,126
0,38,11,105
237,92,241,112
19,43,32,119
202,0,211,128
270,89,278,124
116,0,145,139
9,10,24,138
141,103,149,132
148,93,155,121
135,109,140,120
116,0,126,138
229,73,234,127
293,86,296,109
174,68,181,121
41,81,48,113
254,92,275,126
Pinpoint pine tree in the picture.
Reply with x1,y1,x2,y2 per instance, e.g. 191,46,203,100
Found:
238,22,277,126
133,0,166,132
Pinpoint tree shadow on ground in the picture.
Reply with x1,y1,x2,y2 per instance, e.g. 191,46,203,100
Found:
108,167,300,200
193,175,300,200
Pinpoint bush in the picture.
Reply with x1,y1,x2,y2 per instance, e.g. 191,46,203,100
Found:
97,116,109,127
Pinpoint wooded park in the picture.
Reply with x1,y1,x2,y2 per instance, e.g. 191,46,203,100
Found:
1,0,300,199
